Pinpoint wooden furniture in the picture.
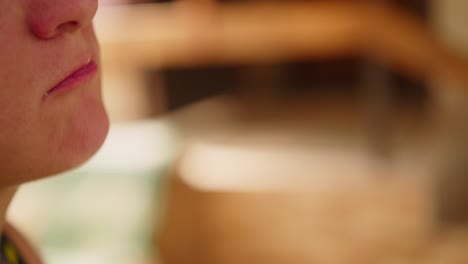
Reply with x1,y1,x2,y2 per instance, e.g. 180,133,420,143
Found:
156,93,468,264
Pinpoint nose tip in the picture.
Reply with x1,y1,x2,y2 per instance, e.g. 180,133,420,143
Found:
29,0,98,40
32,21,82,40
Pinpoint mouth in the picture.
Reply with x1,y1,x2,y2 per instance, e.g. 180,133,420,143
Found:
44,57,98,98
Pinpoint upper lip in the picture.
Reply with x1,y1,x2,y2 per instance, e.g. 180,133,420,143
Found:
46,54,96,94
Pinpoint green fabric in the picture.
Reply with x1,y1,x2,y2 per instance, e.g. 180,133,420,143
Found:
0,233,25,264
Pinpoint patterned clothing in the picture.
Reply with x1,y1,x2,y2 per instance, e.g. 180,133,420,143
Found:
0,233,25,264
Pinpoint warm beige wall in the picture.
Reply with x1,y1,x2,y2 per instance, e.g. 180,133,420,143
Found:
432,0,468,55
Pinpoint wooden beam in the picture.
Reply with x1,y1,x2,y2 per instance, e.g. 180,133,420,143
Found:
95,2,468,92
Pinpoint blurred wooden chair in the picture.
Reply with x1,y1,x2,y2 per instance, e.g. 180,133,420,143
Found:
151,2,468,264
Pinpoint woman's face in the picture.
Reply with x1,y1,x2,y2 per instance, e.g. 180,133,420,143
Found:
0,0,109,185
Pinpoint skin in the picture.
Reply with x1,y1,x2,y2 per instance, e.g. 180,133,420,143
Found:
0,0,109,231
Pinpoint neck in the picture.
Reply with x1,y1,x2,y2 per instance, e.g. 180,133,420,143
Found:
0,186,19,232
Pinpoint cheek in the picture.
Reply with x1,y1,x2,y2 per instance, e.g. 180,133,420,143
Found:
0,99,47,183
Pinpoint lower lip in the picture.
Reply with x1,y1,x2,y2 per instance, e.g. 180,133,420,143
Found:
45,60,98,96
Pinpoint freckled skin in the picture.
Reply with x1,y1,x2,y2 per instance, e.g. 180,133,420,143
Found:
0,0,108,185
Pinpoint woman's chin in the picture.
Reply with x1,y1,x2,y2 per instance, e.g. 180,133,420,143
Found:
56,93,110,174
38,84,110,180
0,79,110,186
1,105,108,185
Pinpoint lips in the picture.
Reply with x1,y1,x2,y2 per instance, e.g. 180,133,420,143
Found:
45,58,98,97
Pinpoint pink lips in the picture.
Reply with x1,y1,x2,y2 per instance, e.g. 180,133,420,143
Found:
45,59,98,97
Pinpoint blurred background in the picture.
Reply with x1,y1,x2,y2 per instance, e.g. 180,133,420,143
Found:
6,0,468,263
